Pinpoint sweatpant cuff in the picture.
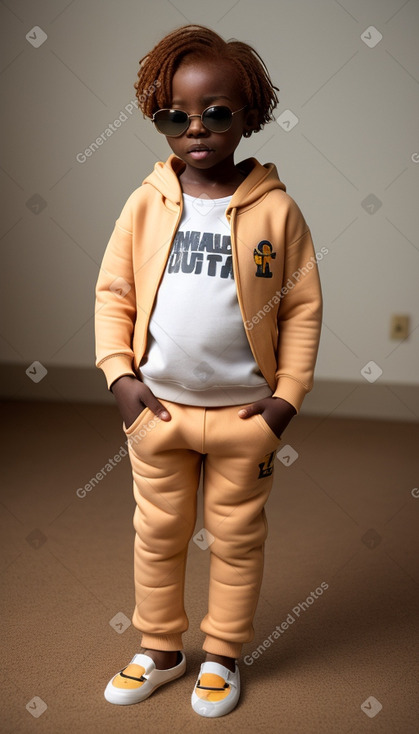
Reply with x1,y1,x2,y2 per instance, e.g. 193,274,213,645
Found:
140,633,184,652
202,635,243,659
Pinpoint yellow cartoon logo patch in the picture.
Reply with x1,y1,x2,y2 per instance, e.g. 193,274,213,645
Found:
253,240,276,278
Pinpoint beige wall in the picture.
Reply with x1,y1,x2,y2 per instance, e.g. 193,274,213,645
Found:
1,0,418,418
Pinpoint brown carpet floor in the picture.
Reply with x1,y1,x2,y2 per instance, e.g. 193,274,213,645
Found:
1,399,418,734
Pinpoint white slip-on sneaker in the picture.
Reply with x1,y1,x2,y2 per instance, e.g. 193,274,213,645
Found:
191,661,240,718
104,651,186,705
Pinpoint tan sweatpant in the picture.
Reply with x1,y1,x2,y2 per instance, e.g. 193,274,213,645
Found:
124,398,282,660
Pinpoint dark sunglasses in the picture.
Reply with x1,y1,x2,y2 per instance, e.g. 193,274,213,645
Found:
151,105,247,137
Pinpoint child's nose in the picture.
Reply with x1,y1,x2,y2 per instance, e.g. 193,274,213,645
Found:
187,115,207,136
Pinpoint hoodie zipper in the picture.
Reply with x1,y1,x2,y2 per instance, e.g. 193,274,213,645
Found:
138,197,184,372
229,207,260,367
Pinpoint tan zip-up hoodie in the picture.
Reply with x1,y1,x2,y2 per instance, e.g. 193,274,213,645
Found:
95,154,323,412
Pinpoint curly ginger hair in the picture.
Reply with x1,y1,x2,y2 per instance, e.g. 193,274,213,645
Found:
134,24,279,133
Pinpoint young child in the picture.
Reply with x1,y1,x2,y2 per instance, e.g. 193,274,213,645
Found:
95,24,322,718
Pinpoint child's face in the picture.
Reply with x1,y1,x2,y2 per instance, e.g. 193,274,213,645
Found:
162,58,251,176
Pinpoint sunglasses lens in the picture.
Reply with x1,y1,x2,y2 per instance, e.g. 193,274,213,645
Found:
202,106,233,132
153,109,188,136
153,105,238,136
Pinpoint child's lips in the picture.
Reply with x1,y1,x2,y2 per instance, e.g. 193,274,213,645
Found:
187,146,213,160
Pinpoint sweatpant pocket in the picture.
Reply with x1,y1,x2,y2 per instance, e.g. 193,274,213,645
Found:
252,413,282,446
123,407,152,436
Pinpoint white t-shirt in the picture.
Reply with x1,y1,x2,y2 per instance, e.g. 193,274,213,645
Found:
138,193,272,406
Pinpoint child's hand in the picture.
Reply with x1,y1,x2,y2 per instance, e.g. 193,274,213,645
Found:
111,375,171,429
238,397,296,439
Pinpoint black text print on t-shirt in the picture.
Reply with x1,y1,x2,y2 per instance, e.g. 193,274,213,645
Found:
167,230,233,278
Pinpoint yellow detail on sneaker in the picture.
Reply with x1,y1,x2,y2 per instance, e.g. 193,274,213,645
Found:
195,673,231,702
112,663,146,689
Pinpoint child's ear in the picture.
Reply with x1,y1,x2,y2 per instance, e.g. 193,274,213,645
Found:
243,108,259,136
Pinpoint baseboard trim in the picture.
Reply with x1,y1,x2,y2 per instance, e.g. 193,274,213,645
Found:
0,363,418,422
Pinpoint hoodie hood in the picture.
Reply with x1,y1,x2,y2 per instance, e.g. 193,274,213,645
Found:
142,153,286,212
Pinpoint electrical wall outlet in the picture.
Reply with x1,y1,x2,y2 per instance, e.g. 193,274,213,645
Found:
390,314,410,340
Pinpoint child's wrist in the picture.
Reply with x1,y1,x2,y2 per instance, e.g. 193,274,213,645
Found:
111,374,138,394
272,396,297,416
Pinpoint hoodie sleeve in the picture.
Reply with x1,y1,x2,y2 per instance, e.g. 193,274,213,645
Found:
94,194,138,390
272,201,323,412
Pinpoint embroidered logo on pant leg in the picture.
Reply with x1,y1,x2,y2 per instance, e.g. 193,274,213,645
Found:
258,451,275,478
